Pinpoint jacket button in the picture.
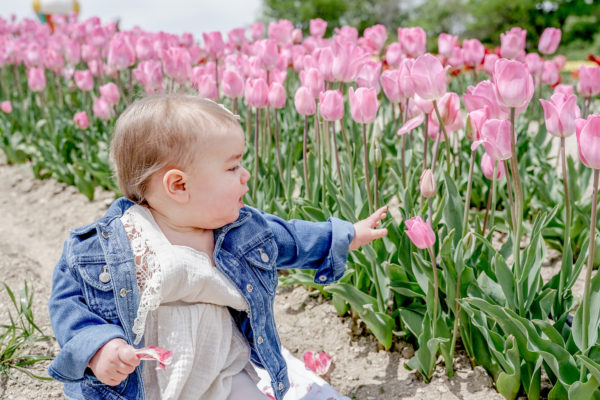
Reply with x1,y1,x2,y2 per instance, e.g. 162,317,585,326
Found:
246,284,253,293
99,266,111,283
101,230,109,239
278,382,284,391
119,288,131,297
319,275,327,282
257,336,263,344
258,248,269,263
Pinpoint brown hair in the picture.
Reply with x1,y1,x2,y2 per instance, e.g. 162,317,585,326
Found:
110,94,240,204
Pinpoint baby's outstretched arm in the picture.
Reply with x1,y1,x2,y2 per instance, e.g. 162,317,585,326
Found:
349,205,388,251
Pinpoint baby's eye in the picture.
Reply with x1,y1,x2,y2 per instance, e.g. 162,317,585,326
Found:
228,165,240,172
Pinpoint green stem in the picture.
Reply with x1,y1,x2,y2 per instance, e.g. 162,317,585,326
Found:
509,107,524,314
273,111,287,199
253,108,259,196
362,123,373,214
332,120,344,195
559,136,571,301
427,246,440,377
449,270,461,374
303,115,311,200
490,162,497,234
432,100,452,176
423,113,429,170
582,169,599,359
462,150,476,237
482,182,492,236
504,159,516,233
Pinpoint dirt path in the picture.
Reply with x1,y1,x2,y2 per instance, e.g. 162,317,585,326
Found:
0,152,503,399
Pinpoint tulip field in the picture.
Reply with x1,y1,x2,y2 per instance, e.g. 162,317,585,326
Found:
2,13,600,399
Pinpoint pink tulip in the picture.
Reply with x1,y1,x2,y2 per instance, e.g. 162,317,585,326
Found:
221,69,244,98
331,39,369,83
467,107,490,141
576,115,600,169
73,111,89,129
493,59,534,110
413,94,434,114
313,47,334,82
334,26,359,44
411,54,447,101
525,53,543,76
294,86,316,115
256,39,279,70
432,92,463,132
203,31,225,59
541,61,560,86
405,216,436,249
193,73,218,100
1,100,12,113
500,27,527,60
228,28,247,47
92,97,113,120
319,90,344,121
480,152,506,180
539,93,580,138
133,61,163,94
74,70,94,92
538,28,561,55
269,68,287,85
385,42,403,68
250,23,264,42
419,169,436,198
99,82,120,106
268,82,286,109
577,66,600,98
553,55,567,70
135,36,155,61
302,351,332,376
397,114,424,136
81,44,100,63
398,27,426,58
268,19,294,45
554,84,574,97
462,39,485,67
44,49,65,73
300,67,324,98
363,24,387,54
310,18,327,38
438,33,458,58
27,67,46,92
64,39,81,65
244,78,269,108
472,119,513,161
161,47,191,84
356,60,381,91
107,33,135,70
381,69,403,103
483,53,499,76
446,47,464,69
348,87,378,124
463,80,508,119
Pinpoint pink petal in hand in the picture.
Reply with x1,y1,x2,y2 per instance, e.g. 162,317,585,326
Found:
302,350,333,375
134,346,173,370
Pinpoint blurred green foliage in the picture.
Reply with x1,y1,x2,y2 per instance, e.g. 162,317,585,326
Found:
261,0,600,57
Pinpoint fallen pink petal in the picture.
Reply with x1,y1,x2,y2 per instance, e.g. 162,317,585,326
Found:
303,350,333,376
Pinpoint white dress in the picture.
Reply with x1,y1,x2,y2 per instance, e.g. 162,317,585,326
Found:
120,205,255,400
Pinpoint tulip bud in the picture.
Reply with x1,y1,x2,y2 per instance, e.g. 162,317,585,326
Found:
1,101,12,113
73,111,89,129
419,169,436,198
405,216,436,249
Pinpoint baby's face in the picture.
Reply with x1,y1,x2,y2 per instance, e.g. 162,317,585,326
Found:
185,126,250,229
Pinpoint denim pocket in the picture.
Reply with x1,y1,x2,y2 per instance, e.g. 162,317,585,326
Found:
244,238,277,295
83,371,130,399
77,262,120,323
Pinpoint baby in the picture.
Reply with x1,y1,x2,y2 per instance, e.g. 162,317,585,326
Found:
48,94,388,400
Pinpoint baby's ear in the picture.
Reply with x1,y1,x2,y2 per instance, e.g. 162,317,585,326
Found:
162,169,189,203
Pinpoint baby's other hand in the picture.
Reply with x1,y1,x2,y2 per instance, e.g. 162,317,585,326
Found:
349,206,388,251
88,338,140,386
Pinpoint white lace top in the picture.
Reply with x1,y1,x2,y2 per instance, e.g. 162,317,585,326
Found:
121,205,252,400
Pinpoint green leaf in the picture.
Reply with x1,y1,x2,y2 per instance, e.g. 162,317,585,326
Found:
496,335,521,400
443,172,463,246
568,376,600,400
494,253,516,311
572,268,600,353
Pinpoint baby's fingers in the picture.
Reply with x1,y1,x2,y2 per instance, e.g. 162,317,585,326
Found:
368,206,388,225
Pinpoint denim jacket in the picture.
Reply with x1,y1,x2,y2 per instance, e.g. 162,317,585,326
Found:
48,197,354,400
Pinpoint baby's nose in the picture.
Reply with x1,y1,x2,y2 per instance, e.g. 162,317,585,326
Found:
241,167,251,183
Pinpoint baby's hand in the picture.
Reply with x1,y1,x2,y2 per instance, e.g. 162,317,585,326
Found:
349,206,388,251
88,338,140,386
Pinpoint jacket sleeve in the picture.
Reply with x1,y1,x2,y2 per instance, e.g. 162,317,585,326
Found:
47,240,127,383
260,212,355,284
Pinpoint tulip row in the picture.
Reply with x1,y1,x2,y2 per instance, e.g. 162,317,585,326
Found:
2,13,600,398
